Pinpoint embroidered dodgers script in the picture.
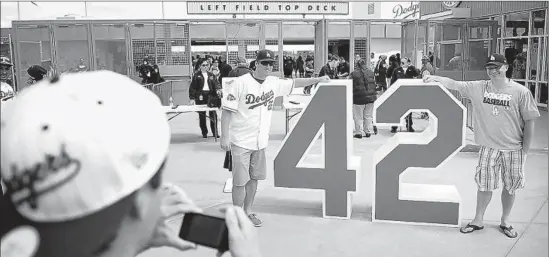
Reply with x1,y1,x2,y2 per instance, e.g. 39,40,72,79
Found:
246,90,275,110
4,144,81,209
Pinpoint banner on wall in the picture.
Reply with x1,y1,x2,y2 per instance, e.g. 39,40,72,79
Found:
187,1,349,15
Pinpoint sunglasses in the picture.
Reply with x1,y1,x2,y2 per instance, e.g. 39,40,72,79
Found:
260,61,275,67
201,64,209,67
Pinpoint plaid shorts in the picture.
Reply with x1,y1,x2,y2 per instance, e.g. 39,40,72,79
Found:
475,146,527,195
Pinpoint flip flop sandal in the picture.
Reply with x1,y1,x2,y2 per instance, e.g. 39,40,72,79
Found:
500,225,518,238
460,223,484,234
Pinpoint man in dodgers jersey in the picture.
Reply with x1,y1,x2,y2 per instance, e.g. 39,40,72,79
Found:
221,49,329,227
424,54,540,238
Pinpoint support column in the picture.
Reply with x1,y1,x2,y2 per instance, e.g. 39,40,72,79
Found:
350,21,355,71
238,40,246,59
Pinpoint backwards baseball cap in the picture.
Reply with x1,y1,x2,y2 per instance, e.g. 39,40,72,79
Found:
0,70,171,257
485,53,507,68
256,49,275,62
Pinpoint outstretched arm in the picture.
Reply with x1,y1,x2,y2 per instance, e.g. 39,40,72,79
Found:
293,76,330,88
423,75,464,91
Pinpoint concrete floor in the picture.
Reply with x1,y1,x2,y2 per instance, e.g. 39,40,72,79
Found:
139,109,548,257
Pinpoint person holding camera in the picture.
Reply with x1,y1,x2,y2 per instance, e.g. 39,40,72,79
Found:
0,71,262,257
189,58,223,138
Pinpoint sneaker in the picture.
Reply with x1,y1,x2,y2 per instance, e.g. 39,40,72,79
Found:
353,134,363,139
365,133,371,138
248,214,262,227
390,128,397,133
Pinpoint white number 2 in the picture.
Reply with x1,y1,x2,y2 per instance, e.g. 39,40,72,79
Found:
373,79,466,227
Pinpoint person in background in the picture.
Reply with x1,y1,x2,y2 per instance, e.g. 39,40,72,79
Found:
211,60,220,73
0,70,262,257
0,57,14,87
419,55,436,120
350,58,378,139
211,65,221,83
354,54,361,66
374,55,388,92
149,64,165,84
192,57,198,72
511,52,526,84
283,56,295,78
74,58,88,73
304,57,314,78
228,57,253,78
189,58,222,138
390,57,419,133
138,56,154,84
296,56,305,78
319,54,339,79
420,55,435,77
395,53,401,65
370,52,377,71
219,55,233,85
386,55,399,89
337,56,350,80
26,65,48,86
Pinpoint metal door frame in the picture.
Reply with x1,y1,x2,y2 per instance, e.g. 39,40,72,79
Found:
428,20,498,81
224,20,265,67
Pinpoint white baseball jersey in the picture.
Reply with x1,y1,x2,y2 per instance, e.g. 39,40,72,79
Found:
222,73,294,150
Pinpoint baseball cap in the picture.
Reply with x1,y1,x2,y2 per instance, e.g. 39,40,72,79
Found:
421,55,429,60
256,49,275,62
26,65,48,80
0,57,13,67
0,70,171,256
485,53,507,67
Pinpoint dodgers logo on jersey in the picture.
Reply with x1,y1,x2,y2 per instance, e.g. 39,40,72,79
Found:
245,90,275,110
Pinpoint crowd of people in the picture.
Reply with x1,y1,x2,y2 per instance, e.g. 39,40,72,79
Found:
184,50,439,140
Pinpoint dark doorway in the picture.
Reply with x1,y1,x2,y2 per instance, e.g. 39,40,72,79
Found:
328,39,350,62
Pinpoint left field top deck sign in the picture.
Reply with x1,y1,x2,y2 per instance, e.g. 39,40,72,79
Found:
187,1,350,15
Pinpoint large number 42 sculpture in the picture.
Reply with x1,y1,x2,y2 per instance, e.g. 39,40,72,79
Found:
273,79,466,227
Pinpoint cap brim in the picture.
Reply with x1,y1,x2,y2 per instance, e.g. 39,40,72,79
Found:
484,62,505,67
1,193,134,257
257,58,275,62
